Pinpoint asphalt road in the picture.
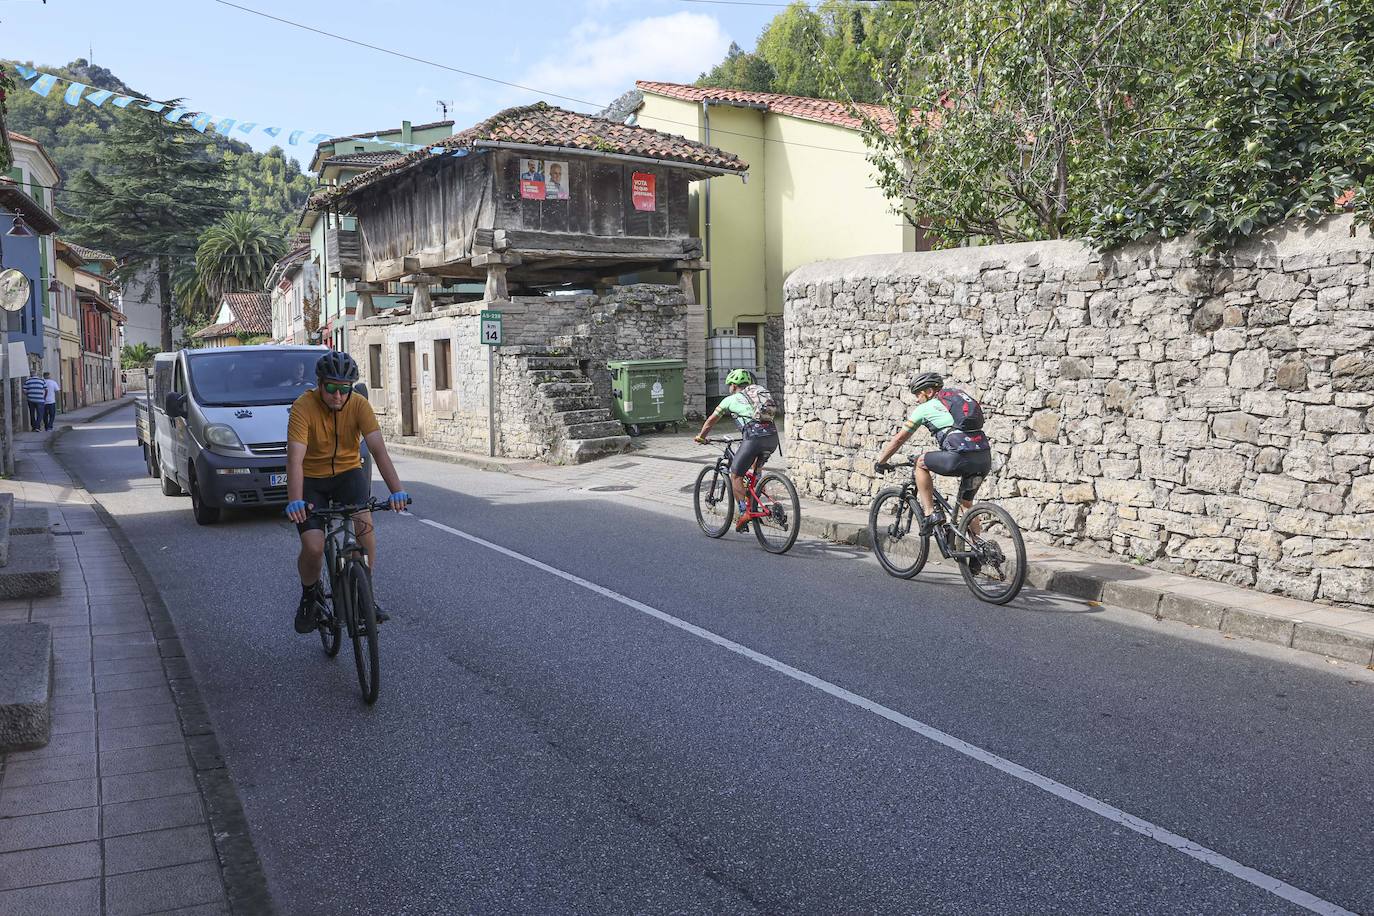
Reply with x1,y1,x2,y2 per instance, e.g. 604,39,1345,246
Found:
59,405,1374,915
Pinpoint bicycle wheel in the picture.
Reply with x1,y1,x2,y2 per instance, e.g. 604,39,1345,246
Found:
693,464,733,538
867,488,928,579
751,471,801,555
957,502,1027,605
317,578,341,658
345,560,380,704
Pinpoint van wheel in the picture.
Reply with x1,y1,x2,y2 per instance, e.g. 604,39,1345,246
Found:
189,470,220,525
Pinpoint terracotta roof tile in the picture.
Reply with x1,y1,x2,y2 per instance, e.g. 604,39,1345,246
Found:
67,243,115,263
6,131,64,180
635,82,896,134
216,292,273,337
312,102,746,209
319,120,454,148
321,150,405,169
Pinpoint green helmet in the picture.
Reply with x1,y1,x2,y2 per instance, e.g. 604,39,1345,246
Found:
725,368,754,387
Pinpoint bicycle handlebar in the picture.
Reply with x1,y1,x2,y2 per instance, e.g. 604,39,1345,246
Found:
309,497,412,517
699,436,741,444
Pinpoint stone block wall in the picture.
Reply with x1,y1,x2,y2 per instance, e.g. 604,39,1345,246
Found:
765,315,785,413
782,215,1374,611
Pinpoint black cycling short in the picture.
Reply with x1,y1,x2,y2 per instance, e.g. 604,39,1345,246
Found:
296,467,371,534
922,449,992,501
730,427,779,476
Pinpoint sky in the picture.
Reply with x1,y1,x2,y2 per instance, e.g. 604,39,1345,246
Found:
3,0,779,164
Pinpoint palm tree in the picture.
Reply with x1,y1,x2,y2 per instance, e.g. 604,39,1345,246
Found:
193,212,287,300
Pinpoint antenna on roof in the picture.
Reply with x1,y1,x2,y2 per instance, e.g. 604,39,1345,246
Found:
437,100,453,119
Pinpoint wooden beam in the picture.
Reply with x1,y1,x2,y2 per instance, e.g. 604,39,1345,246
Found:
497,230,697,257
471,252,523,267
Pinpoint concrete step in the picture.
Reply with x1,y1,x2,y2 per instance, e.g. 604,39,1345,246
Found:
529,369,585,384
557,408,615,426
557,435,632,465
0,530,61,600
546,395,602,412
0,623,52,752
538,380,594,398
525,356,580,371
565,420,627,440
10,507,53,535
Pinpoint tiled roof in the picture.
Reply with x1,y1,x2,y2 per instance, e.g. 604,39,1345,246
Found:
0,180,61,234
193,321,236,340
7,131,39,145
321,151,405,169
67,243,115,263
6,131,64,180
319,120,454,148
636,82,896,134
212,292,273,338
312,102,747,209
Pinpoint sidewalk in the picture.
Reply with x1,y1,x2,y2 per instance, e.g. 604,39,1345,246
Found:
393,430,1374,667
0,399,268,915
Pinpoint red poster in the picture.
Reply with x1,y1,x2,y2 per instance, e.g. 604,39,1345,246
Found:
631,172,656,212
520,178,546,200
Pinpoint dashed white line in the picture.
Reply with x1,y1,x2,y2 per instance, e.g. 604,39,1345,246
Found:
415,514,1356,916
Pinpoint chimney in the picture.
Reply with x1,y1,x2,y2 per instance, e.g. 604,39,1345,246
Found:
402,120,412,145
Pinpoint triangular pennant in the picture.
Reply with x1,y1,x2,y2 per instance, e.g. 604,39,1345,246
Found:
84,89,114,107
112,96,135,108
215,118,237,135
164,108,190,122
288,130,304,145
14,65,37,80
263,126,281,137
28,74,58,98
190,114,212,133
143,101,166,113
429,147,444,154
237,122,258,133
308,133,330,145
63,82,89,106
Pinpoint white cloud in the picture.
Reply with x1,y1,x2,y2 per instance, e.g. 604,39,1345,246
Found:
518,12,731,110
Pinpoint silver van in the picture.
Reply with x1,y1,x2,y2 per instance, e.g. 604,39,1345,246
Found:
153,345,370,525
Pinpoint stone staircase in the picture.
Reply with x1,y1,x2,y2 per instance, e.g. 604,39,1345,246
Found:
521,355,632,464
0,492,62,753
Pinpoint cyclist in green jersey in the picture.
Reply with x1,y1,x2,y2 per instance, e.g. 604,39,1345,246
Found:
875,371,992,534
695,368,779,528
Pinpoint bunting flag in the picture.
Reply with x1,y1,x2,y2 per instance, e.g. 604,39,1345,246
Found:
15,66,472,160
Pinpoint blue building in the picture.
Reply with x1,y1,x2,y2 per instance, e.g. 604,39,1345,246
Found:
0,180,61,374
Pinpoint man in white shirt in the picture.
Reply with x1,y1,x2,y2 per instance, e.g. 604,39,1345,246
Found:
41,372,59,431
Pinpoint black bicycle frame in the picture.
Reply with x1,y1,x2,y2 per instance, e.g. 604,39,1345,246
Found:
891,472,977,562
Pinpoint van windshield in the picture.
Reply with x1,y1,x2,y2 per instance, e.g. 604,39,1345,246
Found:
186,350,323,407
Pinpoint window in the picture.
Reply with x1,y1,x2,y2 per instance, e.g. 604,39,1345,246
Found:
434,339,452,390
368,344,383,388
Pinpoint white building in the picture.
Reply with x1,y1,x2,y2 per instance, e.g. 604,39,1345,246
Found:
267,245,316,345
118,264,184,350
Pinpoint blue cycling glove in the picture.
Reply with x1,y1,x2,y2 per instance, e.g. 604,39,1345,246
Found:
388,491,409,511
285,500,307,517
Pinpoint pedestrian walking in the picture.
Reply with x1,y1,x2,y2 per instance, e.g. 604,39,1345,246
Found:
42,371,59,431
22,370,44,431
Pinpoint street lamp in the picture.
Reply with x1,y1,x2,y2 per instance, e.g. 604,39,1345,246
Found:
5,216,34,238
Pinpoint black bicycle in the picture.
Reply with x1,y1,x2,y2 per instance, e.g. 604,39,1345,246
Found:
310,497,406,705
869,459,1026,605
693,436,801,555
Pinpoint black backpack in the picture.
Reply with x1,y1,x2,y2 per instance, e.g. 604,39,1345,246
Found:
935,388,984,432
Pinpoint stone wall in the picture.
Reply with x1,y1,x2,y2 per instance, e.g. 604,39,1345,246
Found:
783,215,1374,611
765,315,785,413
350,282,690,459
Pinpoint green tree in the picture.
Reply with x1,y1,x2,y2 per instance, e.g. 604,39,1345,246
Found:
193,212,285,300
68,106,230,350
697,43,776,93
121,342,156,369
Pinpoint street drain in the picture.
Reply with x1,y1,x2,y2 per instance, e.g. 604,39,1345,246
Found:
52,531,85,536
588,485,636,492
607,462,638,470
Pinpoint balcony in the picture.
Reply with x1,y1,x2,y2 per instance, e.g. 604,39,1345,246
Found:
325,227,362,280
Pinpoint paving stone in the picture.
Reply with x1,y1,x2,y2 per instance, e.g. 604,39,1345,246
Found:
101,793,205,838
96,685,173,710
99,743,190,777
92,642,160,662
95,669,168,693
0,777,98,817
101,766,197,804
99,703,178,732
0,751,96,787
103,824,216,875
94,655,164,677
5,730,95,762
98,722,185,752
0,840,100,890
91,622,149,637
53,676,93,697
0,806,99,853
104,861,226,916
0,876,100,916
92,633,156,649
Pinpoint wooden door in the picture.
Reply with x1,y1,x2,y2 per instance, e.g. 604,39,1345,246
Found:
399,342,416,436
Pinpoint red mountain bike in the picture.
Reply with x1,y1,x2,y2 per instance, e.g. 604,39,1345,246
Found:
693,437,801,554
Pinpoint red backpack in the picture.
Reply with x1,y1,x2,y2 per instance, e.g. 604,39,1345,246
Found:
936,388,985,432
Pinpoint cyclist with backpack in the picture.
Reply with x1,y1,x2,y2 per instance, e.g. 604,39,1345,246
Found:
695,368,779,530
875,372,991,533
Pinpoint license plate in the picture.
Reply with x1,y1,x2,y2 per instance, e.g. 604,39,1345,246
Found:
269,474,287,486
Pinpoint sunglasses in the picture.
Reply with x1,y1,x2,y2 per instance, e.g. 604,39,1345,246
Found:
321,382,353,395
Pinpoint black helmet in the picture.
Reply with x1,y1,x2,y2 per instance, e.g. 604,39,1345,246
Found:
316,351,359,382
908,371,943,395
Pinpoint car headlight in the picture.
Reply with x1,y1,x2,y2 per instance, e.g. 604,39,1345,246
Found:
204,424,246,450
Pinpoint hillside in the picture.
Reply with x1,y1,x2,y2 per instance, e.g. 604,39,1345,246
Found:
4,58,313,239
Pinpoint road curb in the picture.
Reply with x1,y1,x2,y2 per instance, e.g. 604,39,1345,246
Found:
47,402,278,914
388,441,515,473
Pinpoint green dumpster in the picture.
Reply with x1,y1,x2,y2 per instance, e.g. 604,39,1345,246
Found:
608,359,686,435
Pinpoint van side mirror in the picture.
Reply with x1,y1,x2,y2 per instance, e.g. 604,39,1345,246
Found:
353,382,369,399
165,392,187,419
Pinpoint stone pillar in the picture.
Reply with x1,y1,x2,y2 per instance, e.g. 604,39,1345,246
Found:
349,281,386,321
678,269,705,419
484,265,508,303
400,274,438,317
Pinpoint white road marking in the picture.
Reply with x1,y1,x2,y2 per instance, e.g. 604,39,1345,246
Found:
416,514,1355,916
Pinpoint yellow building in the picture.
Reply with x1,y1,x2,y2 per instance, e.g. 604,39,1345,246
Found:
633,83,925,399
53,241,86,410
